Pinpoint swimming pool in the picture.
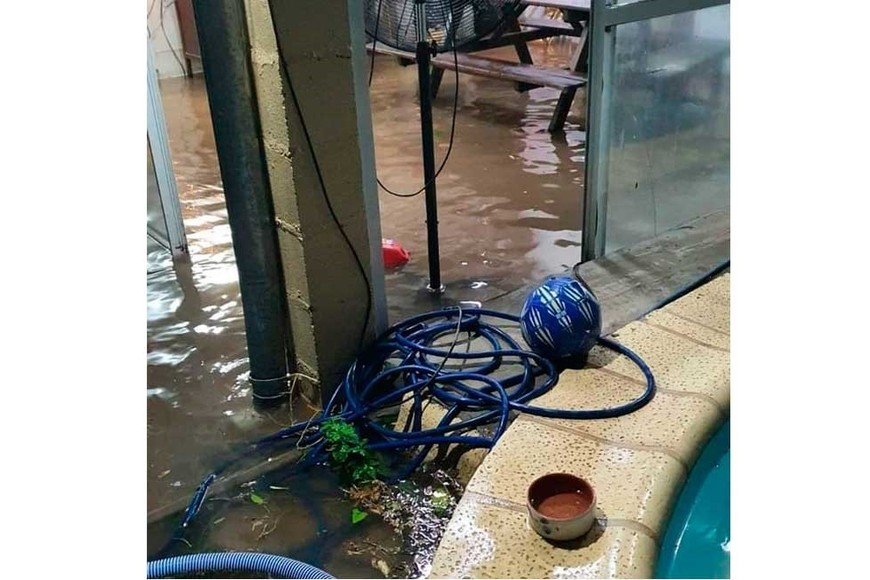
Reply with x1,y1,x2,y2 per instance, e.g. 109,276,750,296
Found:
656,420,730,578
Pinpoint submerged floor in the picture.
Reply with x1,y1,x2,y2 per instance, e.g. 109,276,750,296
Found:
371,41,588,313
148,38,588,574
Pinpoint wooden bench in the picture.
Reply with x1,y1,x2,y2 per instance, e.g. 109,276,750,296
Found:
366,43,587,89
366,42,417,61
518,17,582,35
522,0,590,13
367,43,586,132
365,1,593,133
432,53,586,92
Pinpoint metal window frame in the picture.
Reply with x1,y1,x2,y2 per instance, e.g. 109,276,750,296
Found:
603,0,729,27
147,37,188,256
581,0,729,262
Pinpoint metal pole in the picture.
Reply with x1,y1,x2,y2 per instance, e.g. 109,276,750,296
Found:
415,0,445,293
191,0,292,404
581,0,616,262
600,0,729,27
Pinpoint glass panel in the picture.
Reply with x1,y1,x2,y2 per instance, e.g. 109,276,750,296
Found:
604,4,729,253
147,137,171,249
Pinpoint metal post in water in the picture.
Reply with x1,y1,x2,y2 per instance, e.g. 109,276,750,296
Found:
191,0,292,404
415,0,445,294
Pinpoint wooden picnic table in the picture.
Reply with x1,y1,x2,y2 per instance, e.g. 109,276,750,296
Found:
522,0,590,13
517,0,592,131
367,0,592,133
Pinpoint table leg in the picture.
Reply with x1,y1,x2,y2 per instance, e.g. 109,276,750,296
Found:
549,87,577,133
550,19,589,133
569,23,590,75
509,19,536,92
430,68,445,98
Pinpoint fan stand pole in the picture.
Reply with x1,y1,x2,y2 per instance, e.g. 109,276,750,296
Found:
415,3,445,294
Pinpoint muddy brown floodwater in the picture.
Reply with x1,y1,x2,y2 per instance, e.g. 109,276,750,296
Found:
148,38,586,576
375,41,587,318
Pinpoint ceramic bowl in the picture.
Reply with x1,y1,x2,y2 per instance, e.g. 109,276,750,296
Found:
527,472,596,541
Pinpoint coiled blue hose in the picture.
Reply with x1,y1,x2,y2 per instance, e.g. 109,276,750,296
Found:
147,552,333,578
174,308,655,533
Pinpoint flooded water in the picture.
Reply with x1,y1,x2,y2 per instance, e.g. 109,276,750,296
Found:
148,75,285,519
373,41,587,316
148,38,587,575
147,461,461,578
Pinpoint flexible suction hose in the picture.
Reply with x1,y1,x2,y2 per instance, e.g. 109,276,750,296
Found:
175,308,656,532
147,552,333,578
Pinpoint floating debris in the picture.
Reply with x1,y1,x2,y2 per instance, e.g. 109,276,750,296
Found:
347,469,462,578
352,508,368,524
374,558,391,577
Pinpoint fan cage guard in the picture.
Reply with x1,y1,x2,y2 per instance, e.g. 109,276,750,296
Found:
364,0,525,53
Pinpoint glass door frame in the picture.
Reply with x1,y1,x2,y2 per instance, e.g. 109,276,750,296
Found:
581,0,729,261
147,36,188,256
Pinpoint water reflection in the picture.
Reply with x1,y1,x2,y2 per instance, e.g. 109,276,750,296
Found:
148,77,270,516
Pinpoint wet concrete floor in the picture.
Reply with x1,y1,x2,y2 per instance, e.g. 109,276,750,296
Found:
147,38,587,575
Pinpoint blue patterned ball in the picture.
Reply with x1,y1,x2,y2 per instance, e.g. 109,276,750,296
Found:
520,276,602,360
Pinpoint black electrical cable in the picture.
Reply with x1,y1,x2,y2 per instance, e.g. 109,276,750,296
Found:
157,0,187,76
368,0,383,86
368,0,461,198
266,0,372,350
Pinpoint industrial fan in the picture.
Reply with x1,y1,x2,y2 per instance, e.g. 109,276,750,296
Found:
365,0,524,293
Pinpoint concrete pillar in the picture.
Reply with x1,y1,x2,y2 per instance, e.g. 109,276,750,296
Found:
243,0,387,405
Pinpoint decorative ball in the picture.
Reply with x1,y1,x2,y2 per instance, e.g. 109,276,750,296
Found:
520,276,602,361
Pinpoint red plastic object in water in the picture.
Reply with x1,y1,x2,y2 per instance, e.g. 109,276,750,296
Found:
382,239,410,269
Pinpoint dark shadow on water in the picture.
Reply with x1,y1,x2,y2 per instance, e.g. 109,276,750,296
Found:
172,254,204,320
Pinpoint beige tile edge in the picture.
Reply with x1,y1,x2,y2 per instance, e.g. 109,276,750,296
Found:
429,491,657,579
640,319,730,353
660,309,730,337
431,277,730,578
433,412,724,578
593,364,728,416
518,413,691,473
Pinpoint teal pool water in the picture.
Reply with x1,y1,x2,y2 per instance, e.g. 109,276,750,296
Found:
656,420,730,579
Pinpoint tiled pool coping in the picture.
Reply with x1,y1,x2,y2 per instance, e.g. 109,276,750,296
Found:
429,274,730,578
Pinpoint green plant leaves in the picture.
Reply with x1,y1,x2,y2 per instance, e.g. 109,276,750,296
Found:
250,493,265,505
431,488,450,515
351,507,368,524
322,418,357,443
320,418,384,486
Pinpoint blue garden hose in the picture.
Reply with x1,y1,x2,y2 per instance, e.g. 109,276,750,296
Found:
170,307,656,539
147,552,333,578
